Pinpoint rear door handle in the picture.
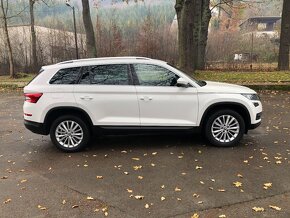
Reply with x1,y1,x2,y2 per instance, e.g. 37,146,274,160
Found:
140,96,153,101
80,96,93,101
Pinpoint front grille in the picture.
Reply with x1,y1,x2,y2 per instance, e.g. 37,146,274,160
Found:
256,112,262,120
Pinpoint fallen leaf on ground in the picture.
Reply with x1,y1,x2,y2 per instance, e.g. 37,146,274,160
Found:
269,205,281,211
96,176,103,179
134,195,144,200
62,200,66,205
218,189,226,192
72,205,79,208
195,166,202,170
133,166,142,170
20,179,27,183
126,189,133,193
86,196,94,200
252,207,265,212
161,197,166,201
145,204,150,209
175,187,181,192
219,215,226,218
124,172,129,175
152,152,157,155
233,181,242,188
37,205,47,210
263,183,272,190
1,176,8,179
3,199,11,204
132,158,140,161
191,213,199,218
138,176,143,180
237,174,243,178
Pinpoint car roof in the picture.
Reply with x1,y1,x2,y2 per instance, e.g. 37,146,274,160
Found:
42,57,167,70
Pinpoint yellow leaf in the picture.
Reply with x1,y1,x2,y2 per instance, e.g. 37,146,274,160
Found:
126,189,133,193
96,176,103,179
37,205,47,210
134,195,144,200
252,207,264,212
233,181,242,188
132,158,140,161
219,215,226,218
191,213,199,218
263,183,272,190
3,199,11,204
269,205,281,211
20,179,27,183
175,187,181,192
161,196,166,201
86,196,94,200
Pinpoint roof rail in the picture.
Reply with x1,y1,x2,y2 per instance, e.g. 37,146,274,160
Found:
56,57,152,65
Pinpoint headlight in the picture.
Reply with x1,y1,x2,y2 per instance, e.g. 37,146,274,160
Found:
241,94,260,101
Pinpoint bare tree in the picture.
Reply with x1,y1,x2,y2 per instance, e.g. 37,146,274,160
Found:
82,0,97,58
278,0,290,71
29,0,38,71
0,0,15,78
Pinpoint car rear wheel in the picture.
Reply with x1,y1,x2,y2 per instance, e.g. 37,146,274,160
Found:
50,115,90,152
205,109,245,147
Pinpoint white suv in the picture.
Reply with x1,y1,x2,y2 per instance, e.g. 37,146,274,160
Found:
23,57,262,152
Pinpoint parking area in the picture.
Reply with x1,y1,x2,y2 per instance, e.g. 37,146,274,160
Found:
0,91,290,218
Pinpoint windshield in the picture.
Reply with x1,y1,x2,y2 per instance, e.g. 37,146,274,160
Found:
166,63,206,87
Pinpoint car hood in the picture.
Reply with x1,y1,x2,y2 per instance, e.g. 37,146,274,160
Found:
197,81,256,94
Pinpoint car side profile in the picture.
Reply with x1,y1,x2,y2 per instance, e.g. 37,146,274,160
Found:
23,57,262,152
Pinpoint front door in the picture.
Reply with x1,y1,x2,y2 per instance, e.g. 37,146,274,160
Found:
132,64,199,127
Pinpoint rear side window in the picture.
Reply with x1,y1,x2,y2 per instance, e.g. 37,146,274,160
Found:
50,67,81,84
79,65,129,85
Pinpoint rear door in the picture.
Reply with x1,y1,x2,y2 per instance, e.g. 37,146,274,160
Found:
74,64,140,126
132,64,199,127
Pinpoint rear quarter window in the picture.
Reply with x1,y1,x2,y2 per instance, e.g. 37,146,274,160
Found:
49,68,81,84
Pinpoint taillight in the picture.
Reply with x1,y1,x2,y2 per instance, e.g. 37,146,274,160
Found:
24,93,43,103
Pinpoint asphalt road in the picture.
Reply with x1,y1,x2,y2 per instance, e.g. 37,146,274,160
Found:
0,91,290,218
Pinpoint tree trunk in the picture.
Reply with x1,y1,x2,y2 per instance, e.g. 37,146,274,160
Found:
197,0,211,70
278,0,290,71
175,0,195,75
0,0,15,78
81,0,97,58
29,0,38,71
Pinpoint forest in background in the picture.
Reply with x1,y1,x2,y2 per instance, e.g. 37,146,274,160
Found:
0,0,285,74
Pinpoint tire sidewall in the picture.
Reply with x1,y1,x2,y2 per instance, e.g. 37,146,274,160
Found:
50,115,90,152
205,110,245,147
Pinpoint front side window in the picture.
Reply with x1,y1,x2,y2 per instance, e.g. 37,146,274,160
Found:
50,67,81,84
133,64,179,87
79,64,129,85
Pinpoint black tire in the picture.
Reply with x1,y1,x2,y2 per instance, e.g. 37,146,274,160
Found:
204,109,245,147
50,115,90,152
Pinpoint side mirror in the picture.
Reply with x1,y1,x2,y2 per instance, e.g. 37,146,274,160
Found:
177,78,189,87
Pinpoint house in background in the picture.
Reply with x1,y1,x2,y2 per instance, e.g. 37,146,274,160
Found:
239,16,281,38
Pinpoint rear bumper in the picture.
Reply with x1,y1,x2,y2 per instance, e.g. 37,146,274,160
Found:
24,120,48,135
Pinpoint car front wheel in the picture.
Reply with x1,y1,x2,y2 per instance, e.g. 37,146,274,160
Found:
205,109,245,147
50,115,90,152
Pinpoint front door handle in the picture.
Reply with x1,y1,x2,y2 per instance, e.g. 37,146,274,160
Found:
80,96,93,101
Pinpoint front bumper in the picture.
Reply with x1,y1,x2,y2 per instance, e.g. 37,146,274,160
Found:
24,120,48,135
249,121,261,130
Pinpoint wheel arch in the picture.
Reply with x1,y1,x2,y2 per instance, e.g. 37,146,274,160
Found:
44,107,94,134
200,102,251,132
